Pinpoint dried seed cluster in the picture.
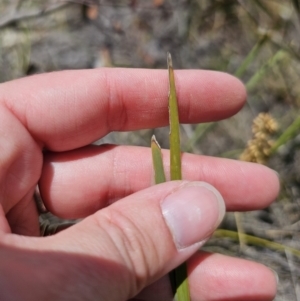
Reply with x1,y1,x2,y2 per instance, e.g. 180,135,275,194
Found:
240,113,278,164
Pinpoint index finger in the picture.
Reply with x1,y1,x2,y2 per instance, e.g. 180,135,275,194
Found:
0,69,246,151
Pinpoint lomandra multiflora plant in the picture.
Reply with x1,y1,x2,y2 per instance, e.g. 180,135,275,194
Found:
151,53,191,301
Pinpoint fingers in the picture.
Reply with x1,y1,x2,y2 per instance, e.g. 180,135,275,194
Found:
0,248,277,301
187,252,277,301
5,188,40,236
0,104,42,214
4,181,225,301
39,145,280,218
0,205,10,234
0,69,246,151
3,181,276,301
135,251,277,301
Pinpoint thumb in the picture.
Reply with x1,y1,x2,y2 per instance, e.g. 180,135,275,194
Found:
5,181,225,301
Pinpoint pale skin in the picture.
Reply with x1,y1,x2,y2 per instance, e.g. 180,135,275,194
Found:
0,69,279,301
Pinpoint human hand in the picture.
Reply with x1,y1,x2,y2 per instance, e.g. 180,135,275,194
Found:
0,69,279,301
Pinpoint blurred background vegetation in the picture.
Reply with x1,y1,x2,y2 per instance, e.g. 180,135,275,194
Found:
1,0,300,300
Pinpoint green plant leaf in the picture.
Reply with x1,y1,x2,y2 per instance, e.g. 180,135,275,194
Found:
151,135,166,184
167,52,191,301
151,53,190,301
168,52,182,181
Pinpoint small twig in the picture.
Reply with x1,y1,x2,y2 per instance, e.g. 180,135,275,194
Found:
0,2,71,29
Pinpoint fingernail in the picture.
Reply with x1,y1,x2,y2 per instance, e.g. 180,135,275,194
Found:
161,182,225,249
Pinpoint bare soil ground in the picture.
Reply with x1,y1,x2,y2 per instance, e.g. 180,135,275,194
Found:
1,1,300,300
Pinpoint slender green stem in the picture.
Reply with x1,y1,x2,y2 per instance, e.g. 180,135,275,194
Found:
270,115,300,155
183,122,215,153
246,50,286,92
214,229,300,258
234,35,268,79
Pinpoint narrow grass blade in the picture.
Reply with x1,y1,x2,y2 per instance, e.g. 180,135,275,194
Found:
167,52,191,301
168,52,182,181
270,115,300,155
234,35,268,79
173,263,190,301
151,135,176,292
184,122,216,152
246,50,286,92
151,135,166,184
214,229,300,258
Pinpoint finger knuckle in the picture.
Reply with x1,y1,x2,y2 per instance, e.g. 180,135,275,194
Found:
95,208,159,294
